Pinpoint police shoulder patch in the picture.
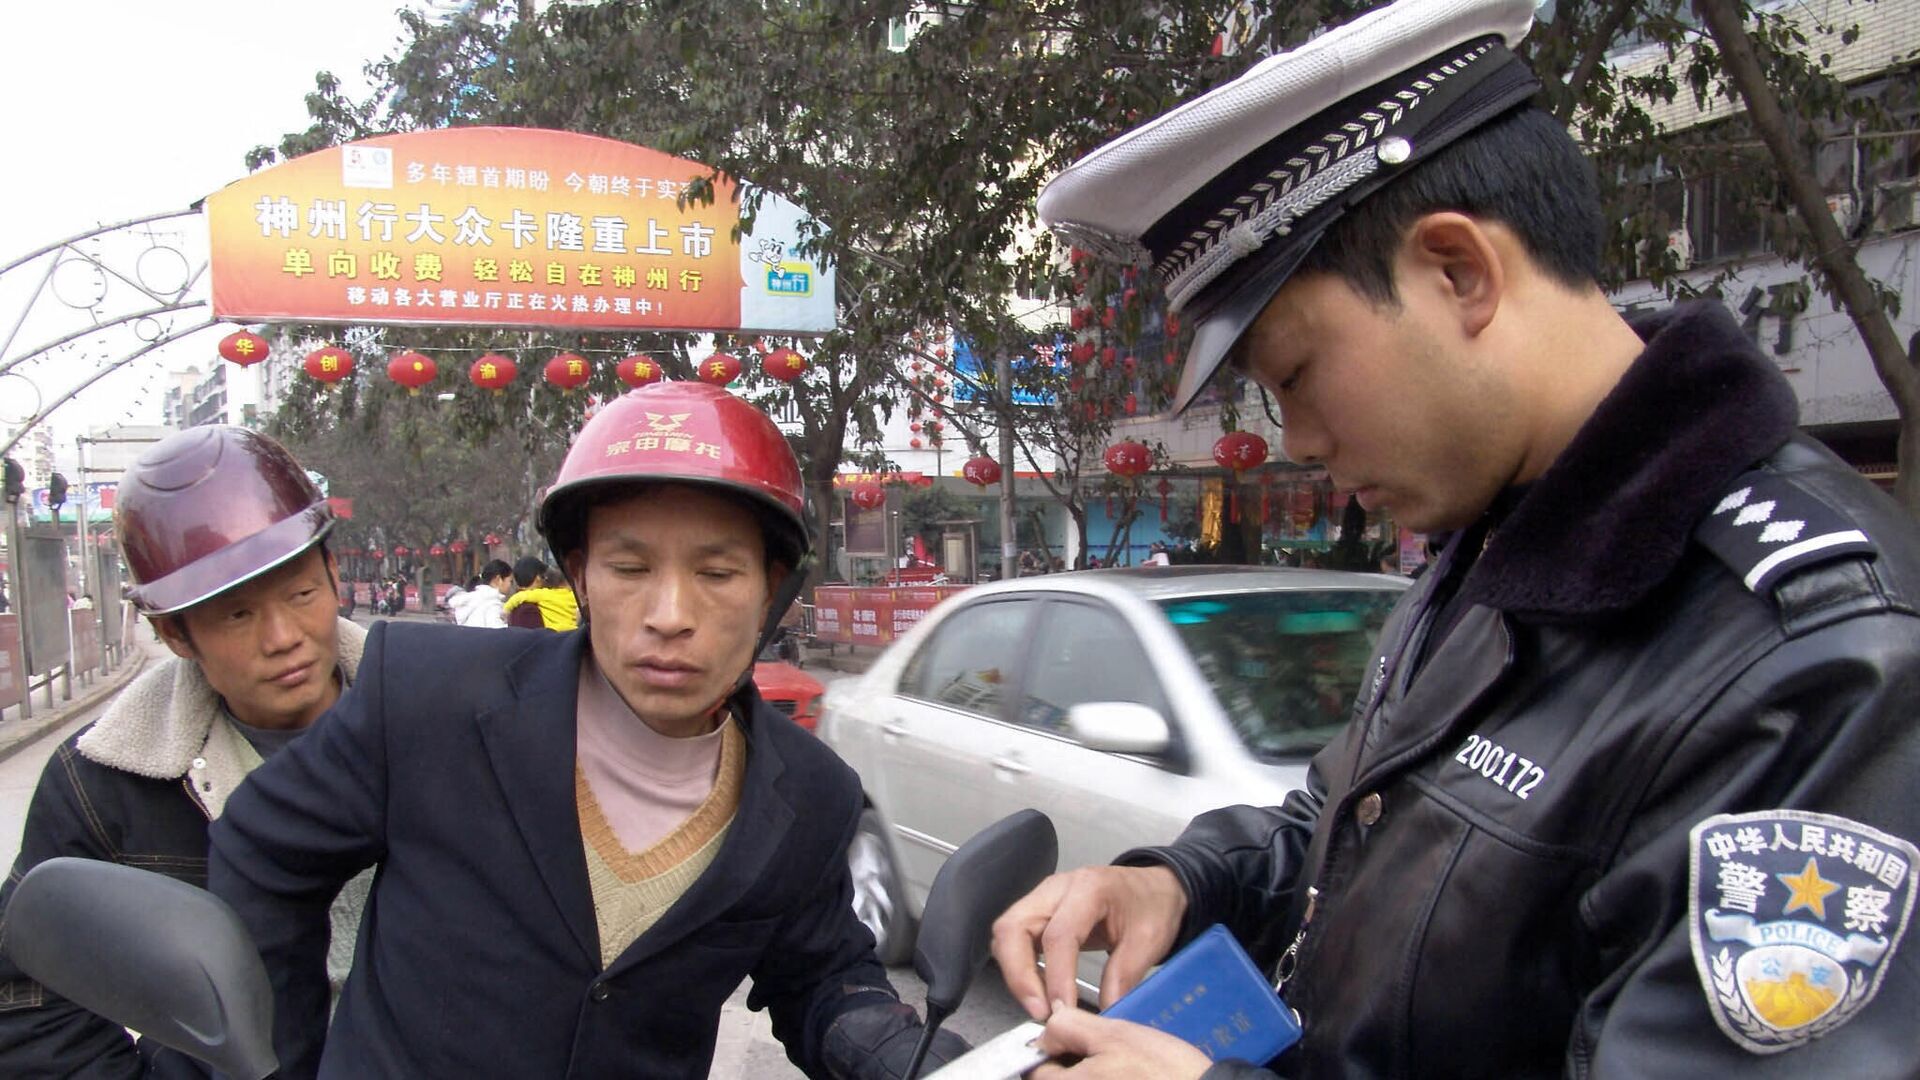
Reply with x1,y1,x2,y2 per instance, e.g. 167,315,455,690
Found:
1688,810,1917,1054
1696,471,1876,596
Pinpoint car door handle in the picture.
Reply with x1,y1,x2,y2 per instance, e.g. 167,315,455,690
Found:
881,721,909,739
990,755,1031,776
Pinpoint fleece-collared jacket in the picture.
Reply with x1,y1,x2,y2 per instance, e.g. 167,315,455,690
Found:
0,617,369,1079
1152,303,1920,1079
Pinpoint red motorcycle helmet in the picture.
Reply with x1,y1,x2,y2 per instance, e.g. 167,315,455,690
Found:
538,382,809,572
117,426,334,615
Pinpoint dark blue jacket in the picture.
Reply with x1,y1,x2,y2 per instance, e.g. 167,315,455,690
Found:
209,622,896,1078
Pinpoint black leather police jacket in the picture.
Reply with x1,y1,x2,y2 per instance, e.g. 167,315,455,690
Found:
1128,304,1920,1079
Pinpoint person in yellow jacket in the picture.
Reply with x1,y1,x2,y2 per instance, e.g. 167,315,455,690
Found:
501,556,580,631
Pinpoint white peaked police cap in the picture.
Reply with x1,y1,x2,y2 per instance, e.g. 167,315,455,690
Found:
1038,0,1542,413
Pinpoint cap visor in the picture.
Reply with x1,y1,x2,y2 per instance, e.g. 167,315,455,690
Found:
1170,230,1324,414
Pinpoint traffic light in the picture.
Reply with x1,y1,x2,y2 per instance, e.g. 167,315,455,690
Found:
2,457,22,504
48,472,68,511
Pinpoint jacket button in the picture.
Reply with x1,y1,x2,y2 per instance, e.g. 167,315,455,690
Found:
590,983,611,1002
191,757,207,770
1355,792,1384,826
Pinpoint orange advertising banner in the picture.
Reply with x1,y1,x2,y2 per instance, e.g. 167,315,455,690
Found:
206,128,835,333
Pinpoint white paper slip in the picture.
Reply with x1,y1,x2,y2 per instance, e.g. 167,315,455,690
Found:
925,1020,1050,1080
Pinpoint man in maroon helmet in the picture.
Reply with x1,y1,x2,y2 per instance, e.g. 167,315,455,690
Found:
0,426,369,1078
209,383,964,1079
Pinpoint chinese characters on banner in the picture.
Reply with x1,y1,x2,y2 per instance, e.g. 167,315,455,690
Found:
206,127,835,333
809,586,968,646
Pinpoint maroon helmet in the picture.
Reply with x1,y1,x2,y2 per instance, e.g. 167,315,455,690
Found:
117,426,334,615
538,382,809,570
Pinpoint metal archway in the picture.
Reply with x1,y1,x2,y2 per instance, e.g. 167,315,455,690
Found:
1,207,212,460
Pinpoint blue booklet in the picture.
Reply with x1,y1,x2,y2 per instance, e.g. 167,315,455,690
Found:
1102,924,1302,1066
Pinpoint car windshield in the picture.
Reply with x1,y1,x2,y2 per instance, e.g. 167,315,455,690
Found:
1156,588,1401,759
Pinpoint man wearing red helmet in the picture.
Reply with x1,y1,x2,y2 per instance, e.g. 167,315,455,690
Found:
0,426,369,1078
207,383,964,1079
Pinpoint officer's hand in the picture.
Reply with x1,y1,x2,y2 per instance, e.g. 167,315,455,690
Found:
990,865,1186,1020
1030,1006,1212,1079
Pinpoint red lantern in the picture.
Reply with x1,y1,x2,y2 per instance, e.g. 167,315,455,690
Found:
698,351,742,386
387,351,438,395
483,533,503,546
545,352,590,391
450,540,469,554
763,347,808,382
369,547,385,559
1155,477,1175,522
617,355,663,388
303,346,354,384
910,437,923,449
1213,431,1269,472
849,484,886,510
429,544,446,557
963,455,1002,487
1212,431,1270,522
218,329,270,367
1103,441,1152,480
394,545,410,557
469,353,517,395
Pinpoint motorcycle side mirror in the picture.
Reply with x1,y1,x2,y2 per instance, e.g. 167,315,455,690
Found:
903,808,1057,1079
4,858,279,1080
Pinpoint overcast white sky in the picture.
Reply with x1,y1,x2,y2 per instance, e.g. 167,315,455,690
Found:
0,0,426,444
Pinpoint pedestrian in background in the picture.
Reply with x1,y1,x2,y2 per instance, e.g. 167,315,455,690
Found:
501,557,580,631
455,560,515,629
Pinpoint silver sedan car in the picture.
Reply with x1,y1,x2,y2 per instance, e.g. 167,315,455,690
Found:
817,565,1408,992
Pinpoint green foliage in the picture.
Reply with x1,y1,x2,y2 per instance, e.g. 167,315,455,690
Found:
246,0,1918,530
898,484,974,544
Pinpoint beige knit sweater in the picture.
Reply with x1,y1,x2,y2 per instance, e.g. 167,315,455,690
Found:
577,718,746,969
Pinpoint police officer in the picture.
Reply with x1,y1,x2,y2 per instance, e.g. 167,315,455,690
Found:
990,0,1920,1075
0,426,369,1078
206,383,963,1078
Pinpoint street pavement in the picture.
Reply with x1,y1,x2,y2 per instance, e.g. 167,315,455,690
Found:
0,613,1030,1075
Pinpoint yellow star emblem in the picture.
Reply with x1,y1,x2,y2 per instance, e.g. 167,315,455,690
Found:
1778,857,1841,921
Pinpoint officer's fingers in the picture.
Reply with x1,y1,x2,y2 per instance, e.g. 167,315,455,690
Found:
992,875,1072,1021
1035,1003,1106,1060
1097,930,1168,1011
1034,1008,1214,1080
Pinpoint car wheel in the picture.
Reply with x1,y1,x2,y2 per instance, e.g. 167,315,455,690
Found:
849,809,915,965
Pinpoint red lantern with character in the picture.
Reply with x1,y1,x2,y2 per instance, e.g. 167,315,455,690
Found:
219,329,269,367
470,353,517,395
545,352,590,391
617,355,663,388
1212,431,1270,522
304,346,354,385
698,352,742,386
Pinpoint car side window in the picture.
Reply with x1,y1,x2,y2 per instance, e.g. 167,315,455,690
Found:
898,599,1035,718
1016,600,1168,737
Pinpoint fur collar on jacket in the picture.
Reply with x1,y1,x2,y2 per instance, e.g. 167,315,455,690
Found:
1461,301,1799,621
78,617,368,782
